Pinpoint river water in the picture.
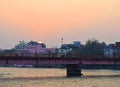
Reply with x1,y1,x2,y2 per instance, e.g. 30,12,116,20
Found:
0,67,120,87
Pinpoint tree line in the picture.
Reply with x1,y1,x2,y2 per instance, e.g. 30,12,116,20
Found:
71,39,105,56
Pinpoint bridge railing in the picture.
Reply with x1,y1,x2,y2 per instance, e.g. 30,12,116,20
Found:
0,53,120,59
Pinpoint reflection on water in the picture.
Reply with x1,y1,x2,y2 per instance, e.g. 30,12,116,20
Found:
0,67,120,87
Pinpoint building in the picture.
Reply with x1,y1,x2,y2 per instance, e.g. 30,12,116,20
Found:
104,44,115,57
104,42,120,57
16,41,56,56
115,42,120,56
73,41,81,47
58,41,81,55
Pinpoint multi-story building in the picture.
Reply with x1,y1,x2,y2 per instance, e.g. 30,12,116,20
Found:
58,41,81,55
104,42,120,57
16,41,56,56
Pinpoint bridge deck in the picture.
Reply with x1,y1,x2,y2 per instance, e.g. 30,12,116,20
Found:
0,56,120,65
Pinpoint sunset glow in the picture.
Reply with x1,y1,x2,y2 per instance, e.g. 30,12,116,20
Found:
0,0,120,49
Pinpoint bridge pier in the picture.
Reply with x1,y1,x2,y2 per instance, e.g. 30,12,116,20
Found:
66,64,82,77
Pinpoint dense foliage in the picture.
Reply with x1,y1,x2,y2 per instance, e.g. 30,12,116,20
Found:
13,41,27,49
72,39,105,56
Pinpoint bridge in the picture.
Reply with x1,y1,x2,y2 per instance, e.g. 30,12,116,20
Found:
0,56,120,77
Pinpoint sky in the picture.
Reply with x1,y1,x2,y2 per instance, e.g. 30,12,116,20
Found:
0,0,120,49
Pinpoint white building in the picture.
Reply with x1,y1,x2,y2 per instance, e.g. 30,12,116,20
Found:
104,47,115,57
57,41,81,56
104,43,120,57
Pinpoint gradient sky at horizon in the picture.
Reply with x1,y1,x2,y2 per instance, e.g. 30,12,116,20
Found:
0,0,120,49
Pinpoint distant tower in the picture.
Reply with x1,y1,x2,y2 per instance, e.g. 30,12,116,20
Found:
61,37,64,54
61,37,63,46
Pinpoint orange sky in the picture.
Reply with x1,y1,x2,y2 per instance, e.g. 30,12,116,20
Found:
0,0,120,49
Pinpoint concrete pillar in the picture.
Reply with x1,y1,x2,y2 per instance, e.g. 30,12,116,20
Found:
66,64,82,77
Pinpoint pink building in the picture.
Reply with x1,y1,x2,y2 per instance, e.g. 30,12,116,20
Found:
16,41,56,56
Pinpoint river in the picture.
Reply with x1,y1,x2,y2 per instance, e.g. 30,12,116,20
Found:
0,67,120,87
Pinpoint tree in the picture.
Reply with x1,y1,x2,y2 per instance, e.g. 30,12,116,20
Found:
83,39,104,55
13,41,27,50
71,45,84,55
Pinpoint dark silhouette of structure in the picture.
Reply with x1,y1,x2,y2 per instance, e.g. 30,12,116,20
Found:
0,56,120,77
